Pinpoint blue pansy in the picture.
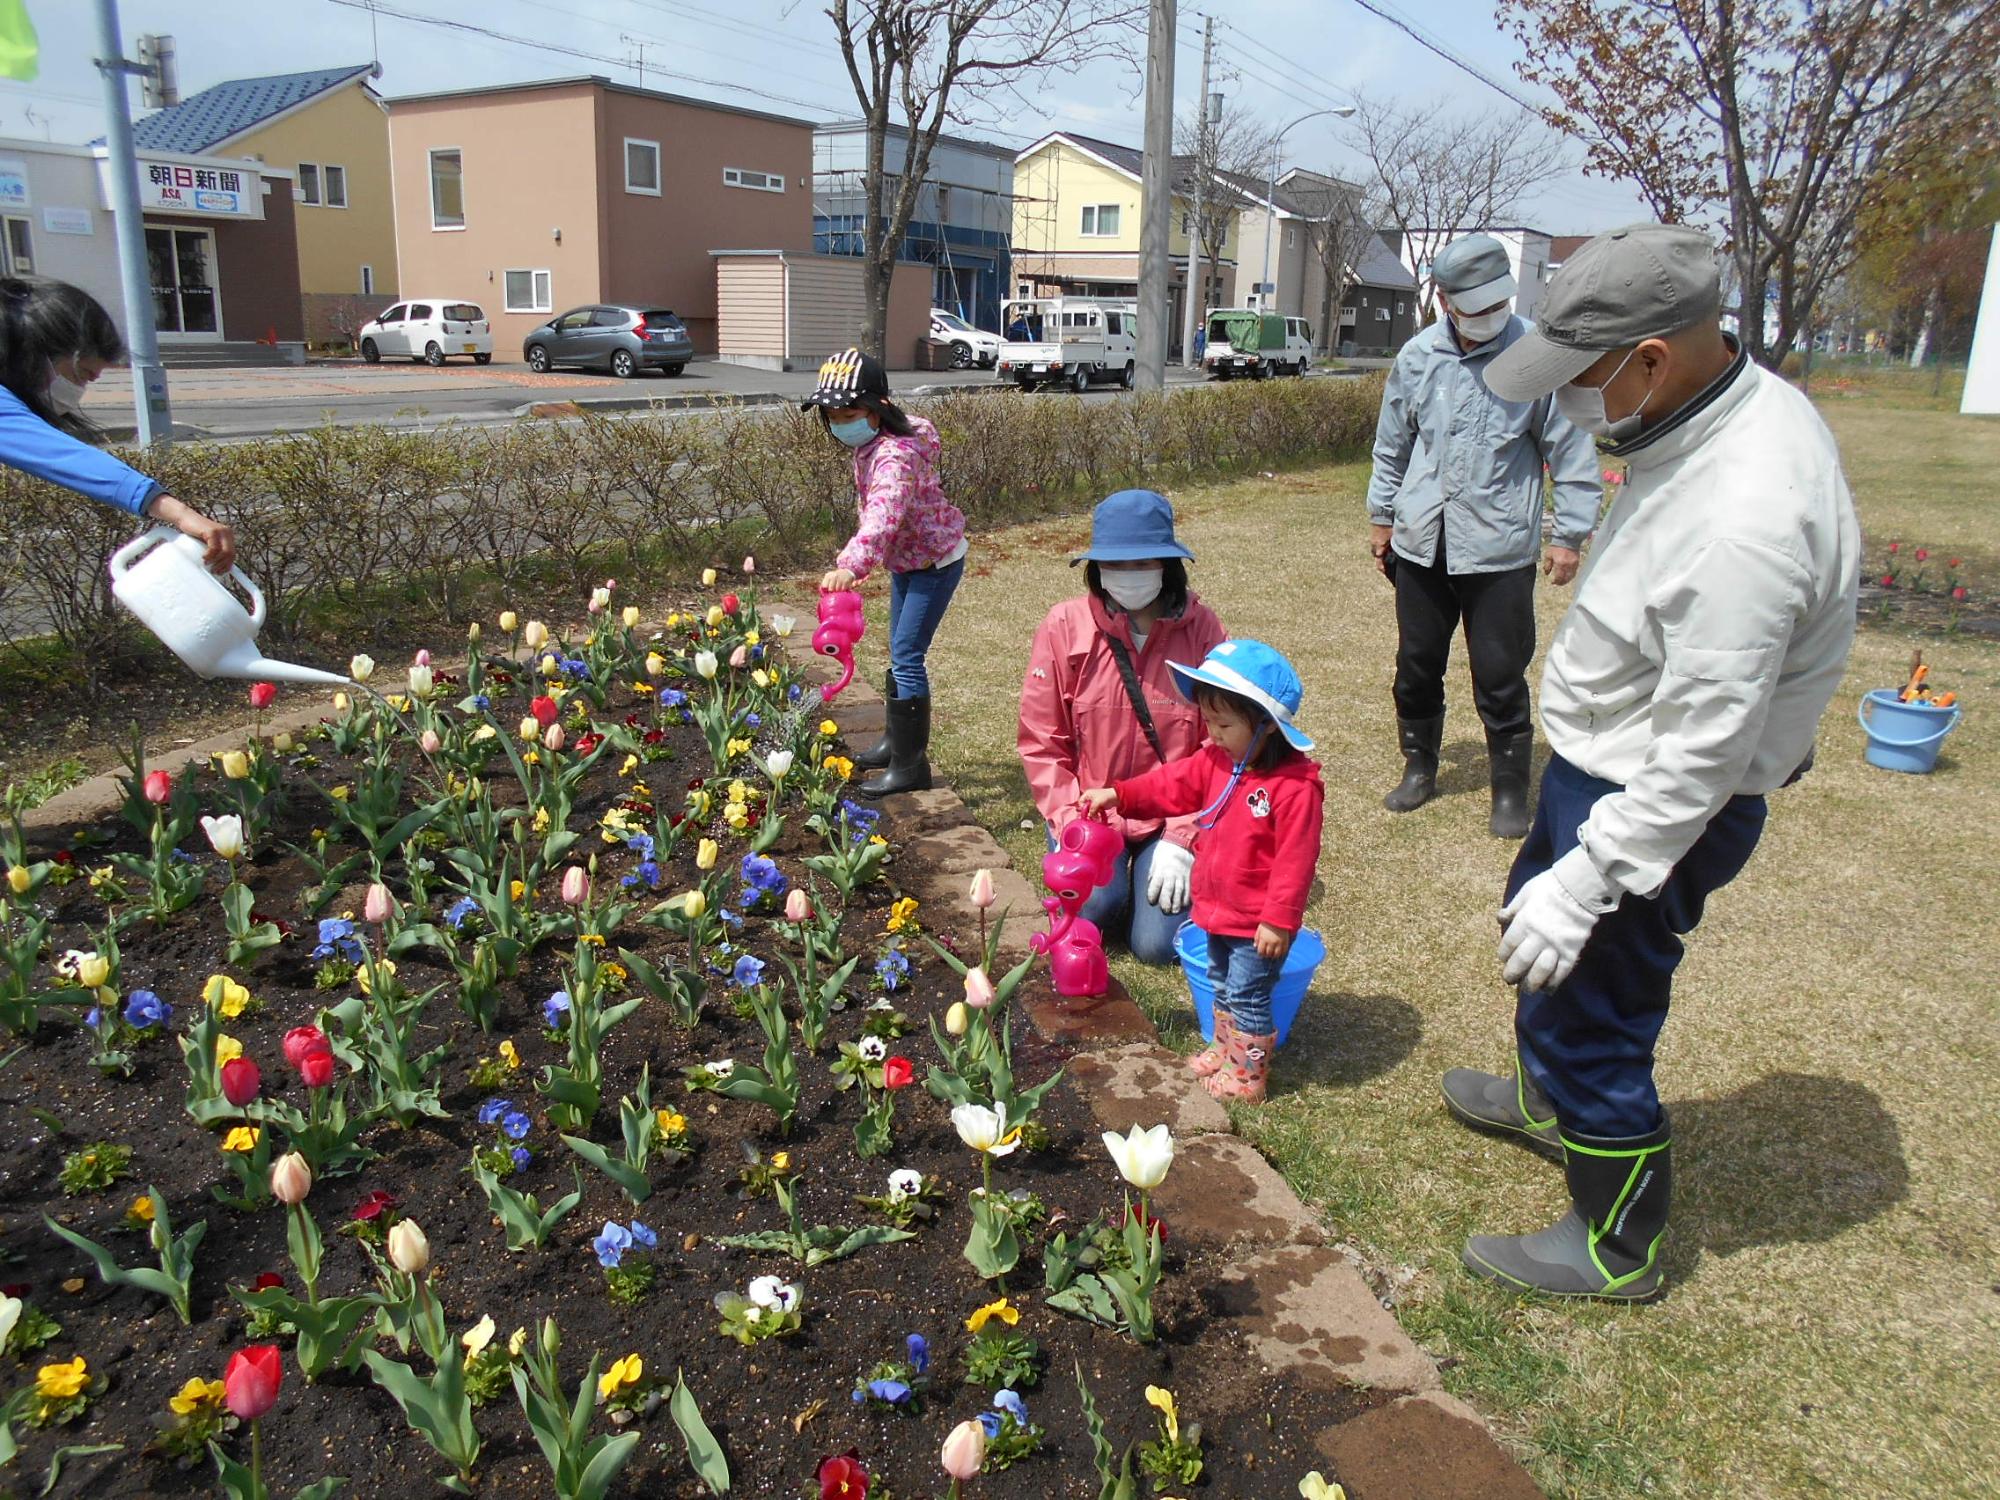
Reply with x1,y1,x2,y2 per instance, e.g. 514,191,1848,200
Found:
744,712,762,730
509,1146,531,1171
659,688,687,709
979,1410,1002,1438
501,1110,533,1141
719,907,743,930
874,950,910,992
471,693,490,710
906,1333,929,1376
542,990,572,1029
628,1220,658,1249
993,1389,1028,1422
626,833,656,861
731,954,766,989
84,1005,102,1030
593,1220,633,1268
123,990,170,1029
788,683,804,702
478,1097,511,1126
444,896,478,930
866,1379,912,1406
312,917,364,963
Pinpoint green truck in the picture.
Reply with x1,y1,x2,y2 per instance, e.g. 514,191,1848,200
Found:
1202,308,1313,379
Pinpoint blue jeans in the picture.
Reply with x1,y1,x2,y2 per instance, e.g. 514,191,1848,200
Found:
887,557,964,697
1045,830,1184,966
1206,933,1282,1036
1510,754,1767,1137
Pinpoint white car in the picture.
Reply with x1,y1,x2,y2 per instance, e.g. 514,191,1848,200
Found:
929,309,1003,369
358,298,493,366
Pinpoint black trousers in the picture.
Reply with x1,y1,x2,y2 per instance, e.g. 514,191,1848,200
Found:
1391,541,1536,736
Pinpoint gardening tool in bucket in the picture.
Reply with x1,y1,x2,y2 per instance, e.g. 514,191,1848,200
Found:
108,526,352,687
1858,689,1961,774
1174,921,1325,1047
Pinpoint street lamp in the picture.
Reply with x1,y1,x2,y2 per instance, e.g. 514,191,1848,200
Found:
1259,105,1355,313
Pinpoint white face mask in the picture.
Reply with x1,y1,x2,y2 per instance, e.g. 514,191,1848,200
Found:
1451,303,1511,344
1555,346,1656,442
47,367,86,418
1100,566,1164,612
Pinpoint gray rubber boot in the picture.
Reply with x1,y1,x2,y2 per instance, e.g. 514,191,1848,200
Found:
853,671,895,770
1440,1057,1563,1162
857,694,931,798
1462,1119,1672,1302
1382,714,1444,813
1486,729,1534,840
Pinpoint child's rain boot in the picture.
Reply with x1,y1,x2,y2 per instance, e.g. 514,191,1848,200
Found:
1203,1027,1275,1103
1189,1008,1235,1077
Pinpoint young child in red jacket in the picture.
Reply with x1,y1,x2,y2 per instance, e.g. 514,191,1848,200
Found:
1081,640,1324,1102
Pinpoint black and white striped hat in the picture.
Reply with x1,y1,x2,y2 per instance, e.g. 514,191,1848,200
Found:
801,346,891,411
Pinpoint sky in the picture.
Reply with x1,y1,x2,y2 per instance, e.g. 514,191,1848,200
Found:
9,0,1652,233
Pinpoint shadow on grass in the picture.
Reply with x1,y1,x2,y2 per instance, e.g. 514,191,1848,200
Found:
1665,1071,1909,1272
1274,990,1426,1092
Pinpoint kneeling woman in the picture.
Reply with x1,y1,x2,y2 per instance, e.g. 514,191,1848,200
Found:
1017,490,1228,963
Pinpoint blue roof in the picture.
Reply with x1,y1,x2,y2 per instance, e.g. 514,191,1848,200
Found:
132,65,376,155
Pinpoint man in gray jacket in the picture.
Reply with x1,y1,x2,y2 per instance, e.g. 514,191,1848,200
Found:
1366,234,1602,837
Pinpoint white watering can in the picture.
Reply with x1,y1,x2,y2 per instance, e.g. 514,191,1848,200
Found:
109,526,352,687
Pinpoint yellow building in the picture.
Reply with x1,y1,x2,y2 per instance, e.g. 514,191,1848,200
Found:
134,64,397,343
1011,131,1244,354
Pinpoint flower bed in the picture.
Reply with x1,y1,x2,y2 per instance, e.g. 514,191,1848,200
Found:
0,572,1371,1499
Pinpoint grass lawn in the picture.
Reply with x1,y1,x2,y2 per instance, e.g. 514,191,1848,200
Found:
897,373,2000,1498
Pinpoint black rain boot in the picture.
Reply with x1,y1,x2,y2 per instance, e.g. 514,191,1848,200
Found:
1462,1119,1672,1301
1486,729,1534,840
857,694,931,799
1382,714,1444,813
853,671,895,770
1440,1052,1564,1163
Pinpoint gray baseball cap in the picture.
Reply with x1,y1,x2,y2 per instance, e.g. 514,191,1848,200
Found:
1432,233,1516,311
1486,223,1721,401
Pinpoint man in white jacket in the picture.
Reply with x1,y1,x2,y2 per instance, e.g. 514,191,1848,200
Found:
1438,224,1860,1300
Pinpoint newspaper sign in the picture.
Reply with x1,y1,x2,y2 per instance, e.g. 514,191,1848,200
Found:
136,159,262,219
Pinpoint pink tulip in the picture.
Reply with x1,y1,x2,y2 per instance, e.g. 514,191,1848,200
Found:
940,1419,987,1481
143,769,173,804
729,645,749,670
784,888,812,924
413,649,432,667
968,869,996,909
561,866,589,905
248,682,277,710
224,1345,283,1421
543,724,565,752
419,729,442,755
964,966,996,1009
363,882,392,924
742,555,756,574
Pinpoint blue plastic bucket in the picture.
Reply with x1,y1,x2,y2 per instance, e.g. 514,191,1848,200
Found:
1173,921,1326,1045
1858,689,1962,774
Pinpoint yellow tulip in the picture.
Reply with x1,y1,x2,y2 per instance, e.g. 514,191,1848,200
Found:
332,691,350,713
679,889,707,921
76,954,110,990
520,717,540,741
220,749,250,780
701,567,718,587
696,838,718,871
6,865,29,895
499,610,519,633
622,605,641,629
522,620,548,649
752,669,770,689
705,604,724,628
645,651,665,678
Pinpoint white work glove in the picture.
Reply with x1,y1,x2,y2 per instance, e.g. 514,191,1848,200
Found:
1145,840,1195,915
1497,848,1620,992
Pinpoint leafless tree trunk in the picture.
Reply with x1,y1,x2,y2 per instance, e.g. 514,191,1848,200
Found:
1287,171,1386,354
827,0,1145,361
1174,99,1276,325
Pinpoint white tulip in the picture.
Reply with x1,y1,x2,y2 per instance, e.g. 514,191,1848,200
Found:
387,1218,430,1274
762,750,794,784
769,614,796,638
348,653,375,682
693,650,719,680
461,1314,496,1358
522,620,549,649
200,813,246,860
589,587,612,614
408,664,434,696
951,1102,1018,1157
1101,1123,1175,1191
0,1295,20,1349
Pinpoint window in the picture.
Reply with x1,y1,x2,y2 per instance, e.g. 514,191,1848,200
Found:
360,265,374,295
408,303,434,322
1375,306,1390,321
323,165,347,208
297,163,319,205
298,163,347,208
504,269,552,314
1104,312,1123,335
1395,299,1406,315
556,309,594,331
625,138,661,195
378,304,406,324
444,303,483,322
1080,203,1120,237
430,149,464,229
3,216,32,275
722,167,784,193
591,307,631,327
1285,225,1296,248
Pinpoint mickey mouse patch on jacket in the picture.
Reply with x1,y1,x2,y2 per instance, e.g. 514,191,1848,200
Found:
1246,787,1271,818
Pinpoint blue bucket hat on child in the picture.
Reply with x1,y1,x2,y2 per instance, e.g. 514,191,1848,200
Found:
1169,639,1314,753
1070,489,1195,565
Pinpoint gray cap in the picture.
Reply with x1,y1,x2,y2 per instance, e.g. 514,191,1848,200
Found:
1486,223,1721,401
1431,233,1516,311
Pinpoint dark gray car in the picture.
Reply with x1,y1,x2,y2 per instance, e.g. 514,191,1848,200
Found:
522,304,694,377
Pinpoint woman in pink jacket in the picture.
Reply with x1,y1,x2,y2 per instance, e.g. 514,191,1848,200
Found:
1018,490,1228,963
809,347,967,798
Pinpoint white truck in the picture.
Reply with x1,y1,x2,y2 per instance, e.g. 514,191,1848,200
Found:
997,298,1139,393
1202,309,1315,379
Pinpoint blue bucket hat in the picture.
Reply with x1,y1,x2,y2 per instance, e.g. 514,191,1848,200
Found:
1070,489,1194,566
1169,639,1314,752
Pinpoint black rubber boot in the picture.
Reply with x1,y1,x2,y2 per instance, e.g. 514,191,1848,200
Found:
1462,1119,1672,1301
857,694,931,799
1382,714,1444,813
1440,1054,1563,1162
853,671,895,770
1486,729,1534,840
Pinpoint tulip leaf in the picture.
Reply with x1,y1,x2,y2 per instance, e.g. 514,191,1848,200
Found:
41,1443,122,1497
559,1133,652,1204
669,1370,731,1494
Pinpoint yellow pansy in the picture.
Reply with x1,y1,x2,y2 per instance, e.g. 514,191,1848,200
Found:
36,1357,88,1400
510,880,528,902
727,780,748,805
596,1352,644,1399
330,785,351,803
818,719,840,738
655,1108,687,1139
744,630,760,646
203,974,251,1018
1145,1385,1179,1443
531,806,551,834
885,897,919,933
966,1297,1019,1334
726,737,752,759
128,1193,155,1224
824,755,854,780
220,1125,260,1153
770,1150,790,1172
169,1377,226,1416
215,1033,245,1067
524,750,541,766
498,1039,521,1070
356,958,396,996
619,754,639,777
600,961,626,983
1298,1475,1347,1500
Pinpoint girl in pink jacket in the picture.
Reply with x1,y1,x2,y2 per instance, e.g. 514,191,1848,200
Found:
1018,490,1228,964
808,347,966,799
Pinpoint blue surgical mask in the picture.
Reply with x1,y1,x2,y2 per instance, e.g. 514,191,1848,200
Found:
829,415,876,447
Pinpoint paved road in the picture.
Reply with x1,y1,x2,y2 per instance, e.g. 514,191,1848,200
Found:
81,356,1377,441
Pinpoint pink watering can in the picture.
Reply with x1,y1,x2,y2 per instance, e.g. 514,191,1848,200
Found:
1058,814,1123,892
109,527,351,686
813,588,866,704
1032,844,1111,998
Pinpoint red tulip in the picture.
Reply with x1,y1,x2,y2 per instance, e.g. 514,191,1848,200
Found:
1888,541,1900,554
248,682,278,710
298,1049,335,1089
282,1026,329,1068
530,695,559,727
224,1344,283,1421
882,1056,914,1091
1953,585,1969,601
143,769,173,805
352,1189,396,1222
1915,548,1929,562
252,1271,284,1291
817,1452,869,1499
1879,574,1895,588
576,731,604,754
221,1057,262,1107
1948,557,1961,568
721,592,740,616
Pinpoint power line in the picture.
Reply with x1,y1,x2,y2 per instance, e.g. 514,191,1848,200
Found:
1338,0,1556,122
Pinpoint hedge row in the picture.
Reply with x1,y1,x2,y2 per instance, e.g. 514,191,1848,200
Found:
0,375,1383,676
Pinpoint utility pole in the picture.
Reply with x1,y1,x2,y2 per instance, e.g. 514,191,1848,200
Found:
1135,0,1176,392
93,0,171,449
1180,18,1213,368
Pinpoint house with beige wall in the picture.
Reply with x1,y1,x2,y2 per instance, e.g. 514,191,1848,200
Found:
386,77,814,357
134,64,395,343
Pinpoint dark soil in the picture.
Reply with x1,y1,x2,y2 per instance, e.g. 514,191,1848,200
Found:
0,666,1375,1498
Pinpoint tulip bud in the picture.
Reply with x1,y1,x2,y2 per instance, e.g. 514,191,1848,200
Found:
522,620,548,649
419,729,442,755
540,653,560,677
589,587,611,614
742,555,756,574
269,1151,313,1205
282,1025,329,1068
696,838,718,871
701,567,718,587
680,889,707,921
271,732,295,754
143,768,173,804
542,723,565,752
941,1418,987,1481
76,953,110,990
220,749,250,780
561,866,588,905
363,882,392,924
945,1001,969,1037
729,645,748,669
721,592,741,616
5,865,29,895
519,716,540,742
963,966,996,1009
646,651,666,678
414,649,432,667
387,1219,430,1274
771,615,796,638
706,605,725,629
223,1345,283,1422
499,610,519,633
466,621,481,643
694,651,719,680
408,664,434,696
969,868,996,909
622,605,640,629
348,653,375,683
248,682,277,710
783,888,812,924
333,692,350,713
220,1056,262,1106
298,1049,335,1089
